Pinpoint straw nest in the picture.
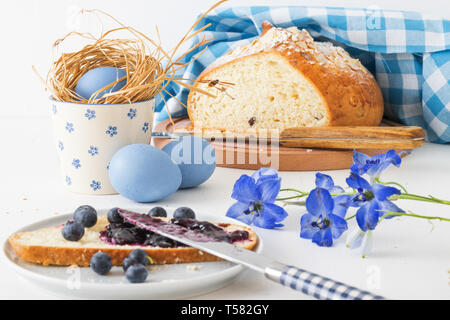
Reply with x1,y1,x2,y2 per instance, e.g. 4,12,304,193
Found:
36,1,226,111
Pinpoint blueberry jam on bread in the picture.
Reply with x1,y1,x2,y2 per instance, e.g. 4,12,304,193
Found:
8,208,258,266
100,217,249,247
100,209,249,247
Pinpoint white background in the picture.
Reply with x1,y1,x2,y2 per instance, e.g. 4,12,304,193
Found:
0,0,449,300
1,0,449,119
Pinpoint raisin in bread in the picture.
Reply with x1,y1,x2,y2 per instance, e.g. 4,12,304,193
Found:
9,215,258,267
187,21,384,132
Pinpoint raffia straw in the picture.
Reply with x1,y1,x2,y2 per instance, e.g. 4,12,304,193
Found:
38,1,228,105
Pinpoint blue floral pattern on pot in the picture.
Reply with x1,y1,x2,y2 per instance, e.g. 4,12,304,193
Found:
50,98,154,194
90,180,101,191
65,122,74,133
88,145,99,156
142,122,149,133
106,126,118,137
85,109,96,120
127,108,137,119
72,159,81,169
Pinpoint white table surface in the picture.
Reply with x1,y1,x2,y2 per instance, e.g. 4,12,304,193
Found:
0,117,449,300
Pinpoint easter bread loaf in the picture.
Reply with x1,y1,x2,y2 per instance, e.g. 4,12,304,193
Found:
187,21,384,132
8,215,258,267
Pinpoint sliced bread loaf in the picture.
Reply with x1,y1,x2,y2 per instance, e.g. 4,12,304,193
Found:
9,215,258,267
188,21,384,132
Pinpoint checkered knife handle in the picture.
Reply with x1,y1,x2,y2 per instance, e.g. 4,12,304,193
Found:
265,263,385,300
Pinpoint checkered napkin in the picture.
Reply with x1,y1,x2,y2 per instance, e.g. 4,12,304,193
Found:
156,6,450,143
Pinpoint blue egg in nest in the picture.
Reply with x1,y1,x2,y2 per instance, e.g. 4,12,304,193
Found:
75,66,127,100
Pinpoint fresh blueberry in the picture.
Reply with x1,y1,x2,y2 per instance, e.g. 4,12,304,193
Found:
122,257,140,272
148,207,167,217
107,207,123,223
90,251,112,275
125,264,148,283
74,205,97,228
173,207,196,219
61,221,85,241
128,249,150,266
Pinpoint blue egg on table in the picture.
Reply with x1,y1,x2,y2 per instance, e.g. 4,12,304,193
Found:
75,66,127,100
162,136,216,189
108,144,181,202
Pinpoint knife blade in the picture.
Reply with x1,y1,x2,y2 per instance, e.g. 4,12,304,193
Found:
120,209,385,300
152,125,425,150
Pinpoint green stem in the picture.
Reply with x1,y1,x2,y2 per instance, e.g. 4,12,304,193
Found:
384,211,450,222
276,194,308,201
279,188,306,195
397,193,450,205
281,200,306,206
374,178,408,193
277,188,308,201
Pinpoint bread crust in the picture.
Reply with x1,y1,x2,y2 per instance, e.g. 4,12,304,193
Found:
8,216,258,267
187,22,384,129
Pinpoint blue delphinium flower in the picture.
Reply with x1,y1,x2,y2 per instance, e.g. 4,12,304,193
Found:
58,141,64,151
314,172,351,218
226,168,288,229
346,173,404,231
65,176,72,186
346,227,373,258
315,172,345,194
300,185,349,247
351,149,405,182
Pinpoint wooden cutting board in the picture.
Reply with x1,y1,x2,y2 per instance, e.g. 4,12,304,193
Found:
153,118,420,171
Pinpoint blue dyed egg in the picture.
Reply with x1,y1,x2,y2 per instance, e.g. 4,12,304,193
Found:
162,136,216,189
109,144,181,202
75,67,127,100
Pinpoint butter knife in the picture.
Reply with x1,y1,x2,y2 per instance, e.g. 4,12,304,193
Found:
152,125,424,150
126,211,385,300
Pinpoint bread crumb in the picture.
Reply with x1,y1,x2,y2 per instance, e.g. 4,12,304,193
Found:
199,251,204,255
187,265,200,271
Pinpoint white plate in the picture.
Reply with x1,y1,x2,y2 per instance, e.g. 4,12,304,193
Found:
3,208,262,300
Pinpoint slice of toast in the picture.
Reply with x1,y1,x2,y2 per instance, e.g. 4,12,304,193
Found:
8,215,258,267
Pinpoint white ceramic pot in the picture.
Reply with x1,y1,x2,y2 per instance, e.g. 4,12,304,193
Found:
50,98,154,194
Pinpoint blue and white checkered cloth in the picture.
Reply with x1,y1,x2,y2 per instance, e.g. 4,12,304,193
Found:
156,6,450,143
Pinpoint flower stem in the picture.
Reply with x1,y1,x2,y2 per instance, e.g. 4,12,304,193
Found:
281,200,306,206
279,188,307,194
397,193,450,205
277,188,308,201
384,211,450,222
374,178,408,193
276,194,308,201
